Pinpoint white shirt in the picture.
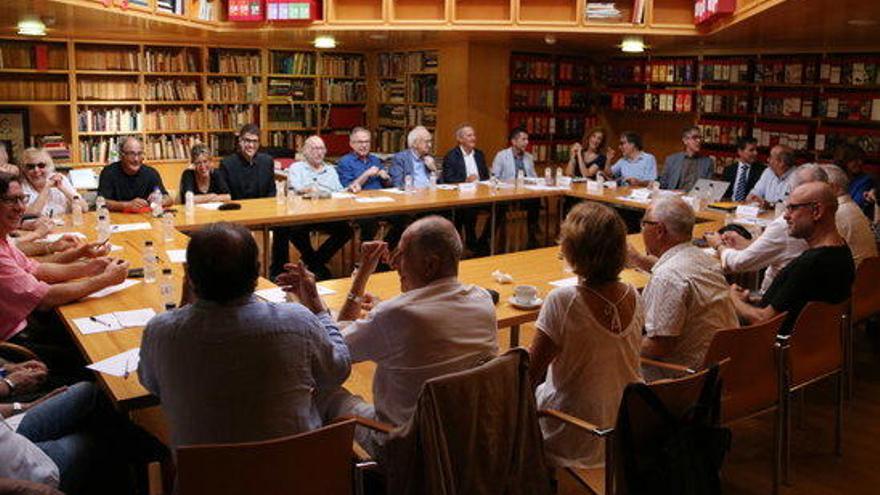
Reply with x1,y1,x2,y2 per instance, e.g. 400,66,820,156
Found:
748,167,794,204
535,285,643,468
22,176,75,216
720,215,808,293
461,146,479,179
836,195,878,267
643,243,738,376
0,416,60,487
343,277,499,426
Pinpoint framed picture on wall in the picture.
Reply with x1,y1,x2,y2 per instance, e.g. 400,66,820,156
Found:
0,108,29,165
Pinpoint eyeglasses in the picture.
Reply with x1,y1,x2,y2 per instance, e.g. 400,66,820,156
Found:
123,151,145,157
351,140,370,145
0,195,27,205
24,163,47,170
784,201,817,213
240,137,259,145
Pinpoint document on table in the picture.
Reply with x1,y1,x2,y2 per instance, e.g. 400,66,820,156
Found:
85,279,140,299
549,277,579,288
166,249,187,263
524,185,566,191
435,184,457,190
256,285,336,303
42,232,87,243
114,308,157,327
110,244,123,252
381,188,414,195
73,308,156,334
87,348,140,378
110,222,152,233
197,202,225,210
331,192,356,199
354,196,395,203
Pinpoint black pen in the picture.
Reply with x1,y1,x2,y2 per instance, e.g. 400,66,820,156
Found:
89,315,112,327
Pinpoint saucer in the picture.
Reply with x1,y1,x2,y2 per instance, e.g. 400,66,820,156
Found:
508,296,543,310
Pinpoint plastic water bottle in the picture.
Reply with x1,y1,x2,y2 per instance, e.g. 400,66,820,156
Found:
143,240,157,284
96,211,111,242
162,212,175,243
555,166,564,185
597,172,605,188
544,167,553,187
516,169,525,189
160,268,175,310
275,181,286,205
404,174,414,192
184,191,195,214
429,171,437,190
286,190,297,213
95,195,106,212
71,196,84,226
149,187,163,217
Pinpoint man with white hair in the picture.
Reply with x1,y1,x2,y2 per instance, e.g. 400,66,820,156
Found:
705,163,828,294
820,163,877,267
390,126,437,189
271,135,352,279
630,196,738,375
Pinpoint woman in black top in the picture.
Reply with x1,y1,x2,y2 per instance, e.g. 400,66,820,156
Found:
566,128,607,179
179,144,231,204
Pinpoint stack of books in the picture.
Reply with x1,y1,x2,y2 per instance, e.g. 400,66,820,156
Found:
38,134,71,163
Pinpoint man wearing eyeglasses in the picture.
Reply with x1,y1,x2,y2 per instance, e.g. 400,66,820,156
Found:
730,182,855,334
97,136,171,212
659,126,714,191
218,123,276,200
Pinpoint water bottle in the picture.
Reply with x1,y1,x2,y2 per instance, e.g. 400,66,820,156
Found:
275,181,286,205
149,187,163,217
490,176,500,195
555,166,564,185
184,191,195,214
95,195,106,212
162,212,175,243
96,211,111,242
71,196,84,226
143,241,157,284
596,172,605,188
160,268,175,310
516,169,525,189
429,171,437,190
404,174,414,192
286,190,297,213
544,167,553,187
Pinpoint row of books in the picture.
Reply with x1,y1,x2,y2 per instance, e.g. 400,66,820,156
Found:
378,105,406,127
645,60,697,84
323,80,367,103
321,56,366,77
409,76,437,104
376,128,406,153
379,81,405,103
75,46,139,71
817,95,880,121
143,48,200,73
207,105,258,130
210,51,261,74
529,143,570,164
408,106,436,128
267,105,320,129
79,136,123,163
511,87,554,109
77,107,143,133
0,77,68,101
607,90,694,112
759,93,814,118
509,114,556,137
698,91,752,114
701,60,752,84
816,130,880,156
377,52,437,78
557,61,591,83
0,42,67,70
145,134,202,160
511,59,556,81
38,134,71,162
820,61,880,86
77,79,138,100
697,121,749,146
755,61,819,85
209,133,238,157
144,108,204,131
143,79,201,101
157,0,184,15
268,78,316,99
752,124,810,151
272,52,317,75
556,89,589,110
268,131,308,151
207,77,261,102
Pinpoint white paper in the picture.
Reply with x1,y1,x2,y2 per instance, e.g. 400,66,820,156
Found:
435,184,457,190
86,348,140,377
110,244,123,252
331,192,356,199
459,182,478,192
110,222,152,233
73,313,123,334
524,185,567,191
197,202,225,210
256,284,336,304
114,308,157,327
550,277,579,288
166,249,187,263
735,205,761,219
381,188,414,195
85,279,140,299
42,232,87,243
354,197,395,203
68,168,99,190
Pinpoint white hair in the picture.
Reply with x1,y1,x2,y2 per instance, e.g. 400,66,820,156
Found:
790,163,828,190
454,124,473,141
650,196,694,239
820,164,850,194
407,126,430,148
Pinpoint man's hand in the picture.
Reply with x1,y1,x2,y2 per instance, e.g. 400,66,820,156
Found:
424,155,436,172
606,148,617,164
360,292,380,313
82,257,113,276
366,166,380,177
101,258,130,285
348,182,362,194
4,367,48,394
704,232,723,249
865,189,876,205
466,174,478,183
50,234,85,254
32,217,54,237
377,169,390,180
359,241,389,279
277,261,326,315
729,283,750,303
5,360,48,375
720,230,750,250
128,198,149,209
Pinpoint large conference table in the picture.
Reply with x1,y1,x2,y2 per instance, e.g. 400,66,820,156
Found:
53,183,734,411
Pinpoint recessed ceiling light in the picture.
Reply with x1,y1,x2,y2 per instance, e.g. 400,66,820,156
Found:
18,17,47,36
314,36,336,49
620,36,645,53
847,19,878,27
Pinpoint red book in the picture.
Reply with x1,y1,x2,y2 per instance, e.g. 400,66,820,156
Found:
34,44,49,71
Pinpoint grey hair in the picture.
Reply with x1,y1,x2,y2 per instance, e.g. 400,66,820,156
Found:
118,135,142,155
406,215,462,275
407,126,430,148
301,135,326,161
790,163,828,190
819,164,850,194
349,127,370,139
454,123,473,141
21,147,55,174
650,196,695,239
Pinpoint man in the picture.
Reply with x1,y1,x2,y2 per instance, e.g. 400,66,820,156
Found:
493,127,542,249
272,136,353,280
139,222,350,449
442,124,492,254
731,182,855,333
628,196,738,375
218,123,276,200
97,136,171,212
337,127,392,193
280,217,498,457
705,164,826,294
660,126,714,191
834,143,875,217
820,164,877,267
746,144,795,207
390,126,437,189
722,137,766,201
609,131,658,187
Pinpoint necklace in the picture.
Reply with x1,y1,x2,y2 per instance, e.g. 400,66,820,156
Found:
579,283,630,333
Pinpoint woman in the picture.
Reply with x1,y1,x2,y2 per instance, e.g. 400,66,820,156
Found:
0,142,19,176
178,144,231,204
528,201,644,468
20,148,85,218
565,128,607,179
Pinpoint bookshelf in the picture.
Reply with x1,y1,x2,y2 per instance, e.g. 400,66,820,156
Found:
374,50,438,153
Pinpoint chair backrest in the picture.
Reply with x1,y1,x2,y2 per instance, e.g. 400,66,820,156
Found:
852,256,880,323
788,301,849,388
175,419,356,495
702,313,787,423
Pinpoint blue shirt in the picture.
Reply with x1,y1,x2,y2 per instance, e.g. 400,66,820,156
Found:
749,166,794,204
410,150,430,188
287,161,343,193
610,152,658,182
336,152,385,190
849,174,875,214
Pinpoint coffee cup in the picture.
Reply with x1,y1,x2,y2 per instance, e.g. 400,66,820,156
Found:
514,285,538,305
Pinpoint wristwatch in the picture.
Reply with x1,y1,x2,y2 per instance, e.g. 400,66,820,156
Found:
12,402,23,413
2,377,15,392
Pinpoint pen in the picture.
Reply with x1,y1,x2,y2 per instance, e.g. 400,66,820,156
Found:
89,315,112,327
123,358,130,379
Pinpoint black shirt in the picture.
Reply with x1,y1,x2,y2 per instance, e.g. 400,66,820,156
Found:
97,161,168,202
218,151,277,200
178,169,231,203
761,245,855,334
572,153,607,178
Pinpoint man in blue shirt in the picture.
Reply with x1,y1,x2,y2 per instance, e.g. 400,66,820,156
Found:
747,144,796,208
390,126,437,189
835,143,875,218
609,131,657,187
491,127,542,249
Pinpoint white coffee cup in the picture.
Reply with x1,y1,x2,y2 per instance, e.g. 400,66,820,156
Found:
514,285,538,305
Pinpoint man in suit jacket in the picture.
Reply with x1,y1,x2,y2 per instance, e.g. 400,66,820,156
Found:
491,127,541,249
660,126,714,191
442,124,491,254
390,126,437,189
722,136,766,201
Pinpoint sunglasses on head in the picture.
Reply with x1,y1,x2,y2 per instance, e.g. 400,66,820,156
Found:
25,163,47,171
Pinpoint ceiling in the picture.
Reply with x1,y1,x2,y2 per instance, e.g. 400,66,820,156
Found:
1,0,879,54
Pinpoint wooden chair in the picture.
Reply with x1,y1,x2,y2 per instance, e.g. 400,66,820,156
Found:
175,419,357,495
539,364,727,495
847,256,880,394
0,341,40,362
781,301,849,486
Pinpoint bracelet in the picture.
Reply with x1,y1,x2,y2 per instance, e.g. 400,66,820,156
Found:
2,377,15,392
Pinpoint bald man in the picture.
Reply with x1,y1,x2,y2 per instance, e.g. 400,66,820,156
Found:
731,182,855,333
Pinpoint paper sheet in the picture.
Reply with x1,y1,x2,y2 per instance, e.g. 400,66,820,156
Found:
85,279,140,299
166,249,187,263
110,222,152,233
86,348,140,378
381,188,415,195
197,202,225,210
331,192,356,199
42,232,87,243
73,313,123,334
549,277,579,288
524,185,566,191
256,284,336,303
354,197,395,203
435,184,457,190
110,244,123,252
114,308,157,327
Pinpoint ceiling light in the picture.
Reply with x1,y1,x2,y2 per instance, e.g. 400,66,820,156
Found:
620,36,645,53
313,36,336,49
18,17,47,36
847,19,877,27
544,34,557,45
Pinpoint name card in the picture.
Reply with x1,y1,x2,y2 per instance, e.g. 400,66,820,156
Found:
586,181,604,195
630,189,652,202
459,182,476,192
735,204,760,219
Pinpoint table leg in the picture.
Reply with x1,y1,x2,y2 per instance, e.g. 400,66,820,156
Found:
509,324,520,348
262,227,271,278
490,202,496,256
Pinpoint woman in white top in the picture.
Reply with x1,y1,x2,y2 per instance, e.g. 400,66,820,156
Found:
20,148,85,217
529,201,644,468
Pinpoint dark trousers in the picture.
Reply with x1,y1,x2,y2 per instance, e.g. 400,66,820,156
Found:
456,206,492,254
271,222,353,280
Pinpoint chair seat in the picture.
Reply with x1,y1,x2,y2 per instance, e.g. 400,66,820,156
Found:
565,466,605,495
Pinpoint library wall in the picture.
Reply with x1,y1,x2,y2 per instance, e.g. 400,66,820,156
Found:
28,107,71,144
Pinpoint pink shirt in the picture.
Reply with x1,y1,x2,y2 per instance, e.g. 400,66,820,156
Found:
0,238,50,341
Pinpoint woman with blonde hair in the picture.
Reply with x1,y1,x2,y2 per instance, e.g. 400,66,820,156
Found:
565,127,607,179
529,201,644,468
178,144,231,204
20,147,86,217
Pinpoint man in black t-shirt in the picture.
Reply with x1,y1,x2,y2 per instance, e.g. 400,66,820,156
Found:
98,136,171,212
730,182,855,333
218,124,276,200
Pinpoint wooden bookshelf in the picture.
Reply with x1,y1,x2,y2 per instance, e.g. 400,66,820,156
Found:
374,50,438,153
